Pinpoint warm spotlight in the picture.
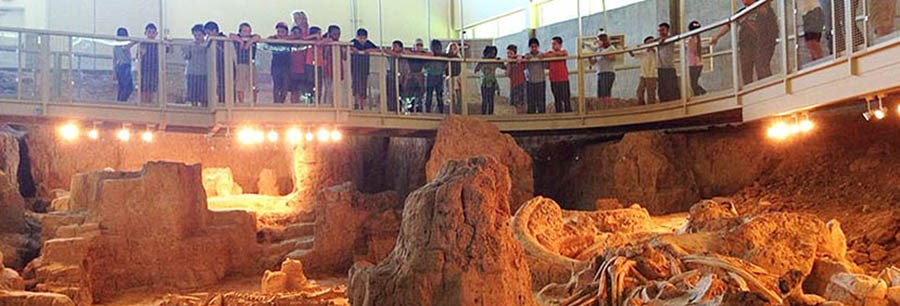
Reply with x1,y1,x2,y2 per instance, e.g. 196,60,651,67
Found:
330,129,342,142
237,127,264,145
58,123,79,141
766,121,791,140
873,108,886,120
798,118,814,132
116,128,131,142
286,128,303,144
267,130,279,143
87,129,99,140
305,132,315,142
141,130,154,143
316,129,330,142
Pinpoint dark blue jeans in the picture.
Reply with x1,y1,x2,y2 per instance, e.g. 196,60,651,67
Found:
425,75,444,113
115,64,133,102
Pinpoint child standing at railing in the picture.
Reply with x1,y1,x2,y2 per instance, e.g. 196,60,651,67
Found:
525,38,548,114
350,28,379,110
183,24,208,107
629,36,658,105
139,23,165,105
424,40,446,114
268,22,292,104
204,22,227,104
474,46,501,115
590,30,617,106
545,36,571,113
687,21,707,96
304,26,325,104
289,25,308,104
504,44,526,113
446,42,463,112
113,28,134,103
231,23,260,104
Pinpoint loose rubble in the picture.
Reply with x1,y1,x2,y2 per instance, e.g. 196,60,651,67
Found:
532,197,900,306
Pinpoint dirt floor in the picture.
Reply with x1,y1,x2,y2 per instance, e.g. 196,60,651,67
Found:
728,113,900,272
99,276,349,306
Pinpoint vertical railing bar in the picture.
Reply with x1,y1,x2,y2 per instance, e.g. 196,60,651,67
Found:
394,57,401,115
831,0,839,59
159,39,167,111
730,19,742,103
379,55,387,115
314,44,320,108
16,32,22,101
679,38,690,113
779,0,790,80
68,36,74,103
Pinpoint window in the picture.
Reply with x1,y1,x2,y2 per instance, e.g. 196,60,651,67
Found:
464,10,526,39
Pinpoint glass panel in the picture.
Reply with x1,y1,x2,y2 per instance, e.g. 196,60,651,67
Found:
796,0,831,68
732,0,783,87
687,22,736,101
0,31,19,99
866,0,900,45
166,40,208,108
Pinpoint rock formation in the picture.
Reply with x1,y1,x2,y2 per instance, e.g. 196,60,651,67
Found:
426,116,534,213
349,156,537,306
292,182,400,274
257,168,280,196
513,197,686,289
261,259,309,294
532,129,774,213
0,251,24,291
0,130,38,271
27,162,260,303
202,167,244,197
536,198,867,306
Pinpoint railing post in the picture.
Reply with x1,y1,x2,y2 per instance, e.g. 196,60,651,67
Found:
16,33,23,101
223,39,235,112
790,0,800,72
158,40,167,110
730,19,742,103
393,57,401,114
379,55,387,115
331,44,342,109
314,44,320,108
460,57,468,116
207,42,216,110
779,0,791,94
843,0,855,75
577,37,586,116
38,34,51,113
446,60,454,115
679,36,690,113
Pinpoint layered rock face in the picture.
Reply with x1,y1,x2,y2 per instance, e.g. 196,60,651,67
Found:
293,182,401,274
349,156,537,306
534,129,772,213
0,130,38,271
28,162,259,303
426,116,534,213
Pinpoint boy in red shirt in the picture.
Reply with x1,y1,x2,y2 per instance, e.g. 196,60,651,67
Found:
545,36,571,113
504,44,526,113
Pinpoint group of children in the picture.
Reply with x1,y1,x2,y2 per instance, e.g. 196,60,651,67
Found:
112,11,713,112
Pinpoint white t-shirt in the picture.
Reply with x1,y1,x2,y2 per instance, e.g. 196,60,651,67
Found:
595,45,617,74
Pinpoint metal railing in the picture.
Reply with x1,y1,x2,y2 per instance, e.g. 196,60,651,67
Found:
0,0,898,130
